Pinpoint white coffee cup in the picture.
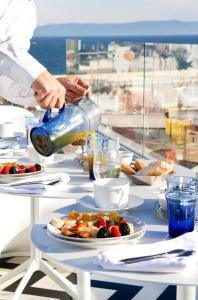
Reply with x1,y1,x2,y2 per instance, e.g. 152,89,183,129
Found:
27,145,54,164
0,122,14,138
94,178,129,209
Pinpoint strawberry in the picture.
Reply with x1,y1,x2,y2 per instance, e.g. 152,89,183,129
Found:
1,166,11,174
95,219,106,228
117,218,128,226
18,165,25,169
17,169,24,174
30,166,37,173
110,226,121,237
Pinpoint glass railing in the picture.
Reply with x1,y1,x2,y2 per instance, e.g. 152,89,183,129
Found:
66,39,198,169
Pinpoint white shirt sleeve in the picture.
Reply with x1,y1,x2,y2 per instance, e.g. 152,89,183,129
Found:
0,75,36,107
0,50,46,89
0,0,46,91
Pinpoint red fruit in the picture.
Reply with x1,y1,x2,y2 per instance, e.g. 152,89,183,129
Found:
17,169,24,174
30,166,37,173
1,166,11,174
110,226,121,237
95,219,107,228
117,218,128,226
18,165,25,169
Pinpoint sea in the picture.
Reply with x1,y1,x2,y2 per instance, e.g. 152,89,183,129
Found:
29,35,198,75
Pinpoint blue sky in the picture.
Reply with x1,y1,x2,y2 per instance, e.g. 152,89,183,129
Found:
35,0,198,25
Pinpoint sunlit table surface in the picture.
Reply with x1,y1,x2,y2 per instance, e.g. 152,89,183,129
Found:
0,151,195,300
28,155,196,300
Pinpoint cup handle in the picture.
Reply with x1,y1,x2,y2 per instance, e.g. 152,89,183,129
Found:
117,188,124,207
42,104,65,123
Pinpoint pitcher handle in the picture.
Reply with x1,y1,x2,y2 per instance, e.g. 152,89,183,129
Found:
42,104,65,123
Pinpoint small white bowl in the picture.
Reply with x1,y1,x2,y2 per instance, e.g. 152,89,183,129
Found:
119,150,133,165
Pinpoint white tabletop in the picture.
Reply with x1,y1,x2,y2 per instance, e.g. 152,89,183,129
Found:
29,155,198,288
31,199,198,287
0,154,193,200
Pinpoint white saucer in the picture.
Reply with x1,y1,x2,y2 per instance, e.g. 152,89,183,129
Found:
79,194,144,212
18,154,66,166
0,133,23,141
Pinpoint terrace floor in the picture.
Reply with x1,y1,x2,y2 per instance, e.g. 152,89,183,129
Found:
0,256,184,300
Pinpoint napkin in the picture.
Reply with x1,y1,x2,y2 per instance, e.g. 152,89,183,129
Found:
96,232,198,273
0,141,19,155
0,173,70,195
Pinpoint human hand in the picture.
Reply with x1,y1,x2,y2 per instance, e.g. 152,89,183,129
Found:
32,70,66,109
58,76,91,103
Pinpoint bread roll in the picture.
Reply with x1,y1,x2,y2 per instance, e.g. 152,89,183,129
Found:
134,160,145,170
121,163,136,175
136,160,173,176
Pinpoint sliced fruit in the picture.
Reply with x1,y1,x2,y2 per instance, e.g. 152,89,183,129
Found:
95,219,107,228
109,226,121,237
68,210,80,219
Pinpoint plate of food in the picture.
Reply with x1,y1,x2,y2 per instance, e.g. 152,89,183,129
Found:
46,210,145,249
0,161,44,183
121,159,174,186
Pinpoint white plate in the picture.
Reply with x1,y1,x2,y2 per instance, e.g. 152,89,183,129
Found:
0,166,44,183
46,215,145,249
79,194,144,212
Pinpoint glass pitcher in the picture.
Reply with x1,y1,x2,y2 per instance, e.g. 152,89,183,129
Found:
30,98,101,156
93,138,121,180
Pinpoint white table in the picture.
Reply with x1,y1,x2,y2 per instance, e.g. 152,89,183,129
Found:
0,155,195,300
0,155,95,299
31,199,198,300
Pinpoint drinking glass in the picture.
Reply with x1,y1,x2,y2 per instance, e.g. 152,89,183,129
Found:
25,116,40,146
93,141,120,180
165,176,197,238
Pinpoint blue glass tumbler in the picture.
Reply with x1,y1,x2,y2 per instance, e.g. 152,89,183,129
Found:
165,176,197,238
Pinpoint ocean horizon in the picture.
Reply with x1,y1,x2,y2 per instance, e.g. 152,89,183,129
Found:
29,35,198,75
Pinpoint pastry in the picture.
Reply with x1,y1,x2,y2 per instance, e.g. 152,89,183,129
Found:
134,160,145,171
121,163,136,175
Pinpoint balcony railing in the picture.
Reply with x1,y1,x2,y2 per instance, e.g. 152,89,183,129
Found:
66,39,198,169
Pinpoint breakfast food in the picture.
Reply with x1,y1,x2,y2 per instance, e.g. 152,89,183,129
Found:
0,162,42,175
49,210,134,239
134,160,145,171
136,160,173,176
121,163,136,175
121,159,173,176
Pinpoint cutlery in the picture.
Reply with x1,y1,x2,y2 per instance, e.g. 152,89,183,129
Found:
9,180,61,187
120,249,195,264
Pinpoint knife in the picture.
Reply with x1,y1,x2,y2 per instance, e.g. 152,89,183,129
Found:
120,249,193,264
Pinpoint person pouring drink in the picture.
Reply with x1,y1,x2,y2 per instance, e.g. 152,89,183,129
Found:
0,0,90,109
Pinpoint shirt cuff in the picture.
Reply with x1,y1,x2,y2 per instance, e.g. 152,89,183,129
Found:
0,50,46,89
